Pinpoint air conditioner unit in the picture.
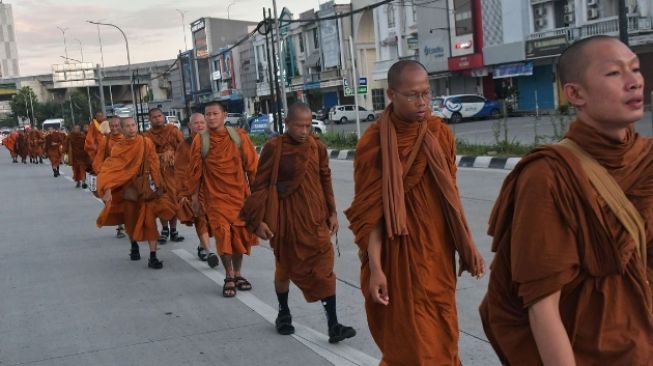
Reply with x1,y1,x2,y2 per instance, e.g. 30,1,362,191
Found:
587,0,598,6
587,8,599,19
535,7,546,17
564,14,575,24
564,4,574,13
536,18,547,28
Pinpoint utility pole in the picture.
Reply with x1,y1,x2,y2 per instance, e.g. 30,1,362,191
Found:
76,39,93,122
618,0,629,45
268,8,283,133
272,0,288,117
263,8,277,121
178,51,191,121
28,90,36,127
349,36,361,138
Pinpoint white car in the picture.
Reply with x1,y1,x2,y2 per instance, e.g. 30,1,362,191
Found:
328,105,376,124
225,113,246,128
431,94,502,124
312,119,327,134
165,115,181,130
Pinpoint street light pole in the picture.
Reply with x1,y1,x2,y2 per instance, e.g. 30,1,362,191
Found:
175,9,188,51
272,0,288,117
87,21,137,125
56,26,69,60
93,22,108,115
76,39,94,122
228,2,236,20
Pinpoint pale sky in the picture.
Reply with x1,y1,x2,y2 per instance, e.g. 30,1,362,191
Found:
11,0,332,76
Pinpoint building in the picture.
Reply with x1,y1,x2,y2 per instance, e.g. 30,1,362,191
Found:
415,0,453,97
0,2,19,78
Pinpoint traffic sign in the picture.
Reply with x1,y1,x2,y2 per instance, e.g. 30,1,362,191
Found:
359,77,368,86
343,78,349,87
344,86,354,96
357,86,367,94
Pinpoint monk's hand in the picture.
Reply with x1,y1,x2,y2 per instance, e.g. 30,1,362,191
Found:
102,189,112,204
256,222,274,240
369,269,389,305
458,247,486,279
162,150,175,167
327,213,339,235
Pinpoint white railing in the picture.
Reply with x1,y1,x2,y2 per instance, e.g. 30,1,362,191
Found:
528,15,653,41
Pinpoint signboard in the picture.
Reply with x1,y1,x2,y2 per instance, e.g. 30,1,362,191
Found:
448,53,484,71
359,77,367,86
319,1,339,68
191,19,205,32
526,35,568,58
493,62,534,79
407,37,419,50
344,86,354,96
193,27,208,59
343,78,349,87
0,83,17,96
52,63,97,89
357,86,367,94
304,80,321,90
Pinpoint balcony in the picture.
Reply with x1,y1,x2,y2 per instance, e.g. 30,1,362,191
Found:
528,16,652,42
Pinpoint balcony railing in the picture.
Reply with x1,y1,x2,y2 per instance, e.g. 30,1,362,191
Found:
528,16,652,41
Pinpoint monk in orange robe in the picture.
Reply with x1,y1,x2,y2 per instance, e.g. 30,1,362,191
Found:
97,116,168,269
84,111,107,164
93,116,126,239
480,36,653,366
44,127,66,177
15,129,29,164
241,102,356,342
2,130,18,163
144,107,185,244
175,112,210,261
28,128,45,164
346,60,485,366
189,101,259,297
65,125,90,188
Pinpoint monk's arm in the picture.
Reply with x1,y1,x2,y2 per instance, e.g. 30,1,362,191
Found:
242,132,258,184
188,135,203,194
147,140,163,188
318,143,337,216
528,291,576,366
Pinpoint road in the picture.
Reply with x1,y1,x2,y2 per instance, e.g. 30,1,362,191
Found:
0,149,508,366
326,111,653,146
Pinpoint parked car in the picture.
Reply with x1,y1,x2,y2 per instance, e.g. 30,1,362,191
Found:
328,105,375,124
225,113,246,128
312,119,327,134
312,108,327,121
431,94,502,124
165,115,181,130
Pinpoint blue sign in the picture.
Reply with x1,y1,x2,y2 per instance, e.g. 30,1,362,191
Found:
304,80,321,90
359,77,368,86
493,62,534,79
249,114,270,134
424,45,445,58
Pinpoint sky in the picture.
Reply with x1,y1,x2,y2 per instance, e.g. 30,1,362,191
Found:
10,0,332,76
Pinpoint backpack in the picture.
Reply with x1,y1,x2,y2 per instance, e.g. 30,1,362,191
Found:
200,126,242,159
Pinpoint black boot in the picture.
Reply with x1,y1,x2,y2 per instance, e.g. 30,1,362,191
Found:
53,169,57,177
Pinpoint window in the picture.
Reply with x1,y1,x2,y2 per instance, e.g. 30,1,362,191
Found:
298,34,304,53
358,106,367,111
387,4,396,28
453,0,473,35
313,28,319,49
372,89,386,110
345,106,354,111
460,95,484,103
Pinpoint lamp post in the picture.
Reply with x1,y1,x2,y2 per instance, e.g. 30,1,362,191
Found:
56,26,69,59
227,2,237,19
91,20,108,115
75,38,93,122
176,9,188,51
57,26,75,125
86,20,137,124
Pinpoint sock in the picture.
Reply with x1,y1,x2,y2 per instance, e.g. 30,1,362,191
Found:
321,295,338,328
131,241,138,250
150,251,157,259
162,226,169,234
276,291,290,315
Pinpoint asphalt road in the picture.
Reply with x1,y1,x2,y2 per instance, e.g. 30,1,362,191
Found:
326,111,653,146
0,149,508,366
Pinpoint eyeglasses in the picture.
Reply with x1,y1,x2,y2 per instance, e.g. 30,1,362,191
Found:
393,89,432,102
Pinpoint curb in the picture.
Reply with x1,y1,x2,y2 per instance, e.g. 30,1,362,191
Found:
255,146,521,170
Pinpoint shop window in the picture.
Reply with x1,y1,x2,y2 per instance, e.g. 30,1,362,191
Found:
372,88,386,110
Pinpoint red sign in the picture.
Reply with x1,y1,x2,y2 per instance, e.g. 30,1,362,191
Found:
448,53,484,71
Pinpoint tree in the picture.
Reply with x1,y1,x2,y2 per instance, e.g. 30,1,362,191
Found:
10,86,39,124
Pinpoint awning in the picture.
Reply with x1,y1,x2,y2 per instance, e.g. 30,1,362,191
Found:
493,62,533,79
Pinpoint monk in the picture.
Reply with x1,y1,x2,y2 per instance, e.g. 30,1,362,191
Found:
241,102,356,342
175,113,211,261
144,107,185,244
97,117,168,269
44,127,66,177
480,36,653,366
94,116,126,239
189,101,259,297
15,129,29,164
65,125,90,188
3,130,18,163
84,111,107,163
345,60,485,365
28,128,44,164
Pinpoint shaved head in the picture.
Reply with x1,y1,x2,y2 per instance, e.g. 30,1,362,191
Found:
387,60,428,89
557,35,618,86
286,102,312,121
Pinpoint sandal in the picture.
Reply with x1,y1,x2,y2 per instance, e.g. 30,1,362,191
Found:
116,227,126,239
158,228,169,245
223,277,237,298
235,276,252,291
275,312,295,335
170,230,185,242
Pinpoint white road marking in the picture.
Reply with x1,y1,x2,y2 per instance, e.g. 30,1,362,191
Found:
172,248,379,366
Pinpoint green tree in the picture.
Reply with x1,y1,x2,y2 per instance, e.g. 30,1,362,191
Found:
61,89,101,129
10,86,39,123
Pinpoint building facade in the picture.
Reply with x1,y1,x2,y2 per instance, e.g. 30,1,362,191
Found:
0,3,19,78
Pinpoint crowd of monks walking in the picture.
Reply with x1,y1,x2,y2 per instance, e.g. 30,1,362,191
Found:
2,36,652,365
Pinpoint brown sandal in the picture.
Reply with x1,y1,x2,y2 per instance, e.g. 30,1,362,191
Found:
223,277,237,298
235,276,252,291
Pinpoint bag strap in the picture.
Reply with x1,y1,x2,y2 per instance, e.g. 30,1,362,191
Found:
270,137,283,186
200,130,210,159
402,120,429,180
559,138,647,269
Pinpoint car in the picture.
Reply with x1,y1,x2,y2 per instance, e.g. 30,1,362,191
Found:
431,94,502,124
312,119,327,134
165,115,181,130
328,105,375,124
225,113,246,128
312,108,327,121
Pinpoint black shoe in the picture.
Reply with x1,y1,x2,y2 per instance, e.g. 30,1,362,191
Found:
170,230,184,242
39,157,43,164
148,257,163,269
197,246,208,261
53,169,57,177
75,182,81,188
275,312,295,335
157,228,169,245
328,324,356,344
130,248,141,261
116,227,126,239
207,253,219,268
82,182,88,189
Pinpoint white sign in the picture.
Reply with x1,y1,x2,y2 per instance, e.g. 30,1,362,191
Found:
51,63,97,89
319,1,339,68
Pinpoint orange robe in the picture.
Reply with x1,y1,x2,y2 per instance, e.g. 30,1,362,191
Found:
346,106,476,365
144,125,185,220
15,133,29,160
65,131,90,182
44,131,65,167
84,119,104,163
480,121,653,365
28,130,44,158
174,136,210,236
96,135,170,241
93,134,123,173
241,135,337,302
3,132,17,159
189,128,259,255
